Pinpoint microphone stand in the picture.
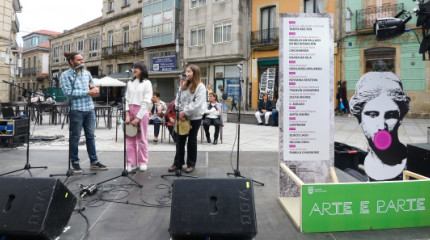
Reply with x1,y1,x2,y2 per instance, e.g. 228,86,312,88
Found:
50,67,96,179
0,80,48,177
227,66,264,186
96,70,142,187
161,74,197,179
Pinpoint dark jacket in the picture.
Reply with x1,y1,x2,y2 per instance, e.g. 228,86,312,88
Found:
258,99,273,113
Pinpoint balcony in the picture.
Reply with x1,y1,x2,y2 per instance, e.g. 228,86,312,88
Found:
12,13,20,32
251,28,279,50
356,3,404,31
22,68,37,75
102,41,143,59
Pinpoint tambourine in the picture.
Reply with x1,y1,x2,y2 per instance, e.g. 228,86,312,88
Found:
123,123,140,137
174,120,191,136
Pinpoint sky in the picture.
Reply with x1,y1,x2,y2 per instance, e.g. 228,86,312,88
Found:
17,0,103,46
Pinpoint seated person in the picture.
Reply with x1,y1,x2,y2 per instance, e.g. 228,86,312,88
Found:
272,97,279,127
254,93,273,126
165,100,178,143
203,92,223,145
148,91,167,143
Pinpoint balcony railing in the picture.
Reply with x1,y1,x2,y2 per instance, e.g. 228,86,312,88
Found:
251,28,279,47
356,3,404,30
102,41,143,58
22,69,36,75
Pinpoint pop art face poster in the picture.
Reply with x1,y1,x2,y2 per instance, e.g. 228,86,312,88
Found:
350,72,411,180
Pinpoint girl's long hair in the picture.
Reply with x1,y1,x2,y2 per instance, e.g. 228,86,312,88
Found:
133,62,148,83
182,64,201,93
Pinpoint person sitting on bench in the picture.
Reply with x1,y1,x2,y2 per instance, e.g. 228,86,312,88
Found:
203,92,223,145
255,93,273,126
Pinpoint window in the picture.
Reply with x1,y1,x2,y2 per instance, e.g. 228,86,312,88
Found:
107,65,113,75
190,28,205,46
108,31,113,47
28,58,30,69
23,59,25,70
123,26,129,44
214,22,231,43
31,37,38,46
191,0,206,8
304,0,324,13
123,0,130,6
89,36,99,57
108,1,114,12
63,43,71,62
77,40,84,53
54,47,60,63
33,57,36,70
261,6,276,42
365,47,395,73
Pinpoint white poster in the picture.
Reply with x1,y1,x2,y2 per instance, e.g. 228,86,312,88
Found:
283,17,330,161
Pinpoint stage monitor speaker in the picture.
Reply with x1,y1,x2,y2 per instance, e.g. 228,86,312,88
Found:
0,177,77,240
407,143,430,177
169,178,257,240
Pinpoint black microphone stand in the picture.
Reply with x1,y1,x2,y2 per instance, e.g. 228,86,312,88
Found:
50,66,96,180
227,66,264,186
0,81,48,177
97,70,142,188
161,73,197,179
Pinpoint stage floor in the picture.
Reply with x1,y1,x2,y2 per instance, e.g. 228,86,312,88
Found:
1,149,430,240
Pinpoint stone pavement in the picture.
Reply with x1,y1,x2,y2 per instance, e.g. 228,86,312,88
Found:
16,113,430,152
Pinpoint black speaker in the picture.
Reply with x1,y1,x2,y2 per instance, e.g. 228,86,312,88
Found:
407,143,430,177
0,177,77,240
169,178,257,240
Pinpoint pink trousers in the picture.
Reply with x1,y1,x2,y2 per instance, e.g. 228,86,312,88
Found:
126,105,149,167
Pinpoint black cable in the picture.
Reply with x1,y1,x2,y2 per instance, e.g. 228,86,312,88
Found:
229,122,239,172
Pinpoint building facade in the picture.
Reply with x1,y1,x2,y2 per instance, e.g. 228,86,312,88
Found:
250,0,337,110
341,0,430,118
18,30,60,97
142,0,183,102
50,17,103,88
183,0,250,106
101,0,144,75
0,0,22,102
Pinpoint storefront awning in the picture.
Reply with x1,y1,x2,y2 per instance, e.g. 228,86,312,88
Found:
148,70,183,78
258,57,279,66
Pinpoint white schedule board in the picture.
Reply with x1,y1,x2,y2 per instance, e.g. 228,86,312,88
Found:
279,13,334,197
283,17,330,161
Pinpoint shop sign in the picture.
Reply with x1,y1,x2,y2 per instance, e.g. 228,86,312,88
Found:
259,68,276,99
152,55,176,71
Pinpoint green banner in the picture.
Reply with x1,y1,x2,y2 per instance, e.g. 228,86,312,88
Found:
302,181,430,232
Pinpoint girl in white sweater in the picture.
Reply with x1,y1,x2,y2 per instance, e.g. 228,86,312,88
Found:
169,65,207,173
125,62,153,172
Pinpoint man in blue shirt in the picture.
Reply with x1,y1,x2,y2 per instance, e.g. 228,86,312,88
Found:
61,52,107,173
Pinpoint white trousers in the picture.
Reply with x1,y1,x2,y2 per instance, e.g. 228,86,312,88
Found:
255,111,272,124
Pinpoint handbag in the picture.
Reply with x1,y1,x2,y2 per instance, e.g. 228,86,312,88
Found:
340,102,345,110
123,123,140,137
174,119,191,136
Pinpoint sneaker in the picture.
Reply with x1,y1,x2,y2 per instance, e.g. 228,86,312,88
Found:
139,164,148,171
90,162,108,171
258,122,263,125
72,163,83,174
126,165,136,172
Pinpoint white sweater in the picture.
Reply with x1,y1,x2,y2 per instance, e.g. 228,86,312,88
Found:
175,82,206,120
125,79,153,119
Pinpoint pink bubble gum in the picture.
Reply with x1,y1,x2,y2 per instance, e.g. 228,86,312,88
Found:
373,130,392,150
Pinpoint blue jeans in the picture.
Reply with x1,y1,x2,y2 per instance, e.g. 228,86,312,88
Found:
272,110,279,126
149,118,162,137
70,109,98,164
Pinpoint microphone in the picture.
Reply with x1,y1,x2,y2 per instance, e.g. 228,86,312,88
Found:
126,68,133,73
74,64,85,72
